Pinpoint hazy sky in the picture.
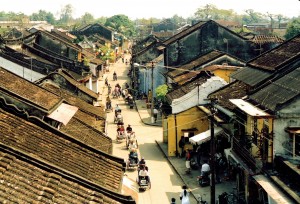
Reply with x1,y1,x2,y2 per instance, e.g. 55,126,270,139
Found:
2,0,300,19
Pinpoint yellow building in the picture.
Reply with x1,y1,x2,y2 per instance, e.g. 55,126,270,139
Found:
164,106,209,156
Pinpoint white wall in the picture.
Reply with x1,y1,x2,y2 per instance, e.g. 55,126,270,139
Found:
171,76,227,114
273,100,300,156
0,57,45,81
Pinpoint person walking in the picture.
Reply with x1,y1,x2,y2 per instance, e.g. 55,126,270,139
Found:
178,136,185,158
171,197,176,204
179,185,190,204
153,107,158,123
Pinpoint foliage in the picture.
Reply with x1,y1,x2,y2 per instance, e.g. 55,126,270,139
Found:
97,45,115,62
155,84,168,101
105,14,135,37
81,12,94,25
284,18,300,40
59,4,74,25
195,4,238,21
30,10,55,24
95,17,107,25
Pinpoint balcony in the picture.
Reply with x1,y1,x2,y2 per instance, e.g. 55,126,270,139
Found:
232,136,257,171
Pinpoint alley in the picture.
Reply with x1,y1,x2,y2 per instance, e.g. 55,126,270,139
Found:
101,55,198,204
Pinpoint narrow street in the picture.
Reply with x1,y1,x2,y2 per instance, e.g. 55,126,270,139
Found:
100,55,198,204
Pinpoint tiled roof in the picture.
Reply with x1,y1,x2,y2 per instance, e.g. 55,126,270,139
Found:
166,74,211,101
173,64,241,85
0,147,135,203
173,71,200,85
74,110,105,132
247,34,300,71
0,107,125,192
209,81,248,110
41,82,105,118
54,69,99,100
0,67,62,112
60,112,111,153
251,35,284,44
152,31,174,39
167,50,225,78
249,67,300,112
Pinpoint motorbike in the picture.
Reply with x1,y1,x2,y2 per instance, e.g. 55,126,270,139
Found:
197,171,210,187
137,176,151,192
116,129,126,143
127,153,139,170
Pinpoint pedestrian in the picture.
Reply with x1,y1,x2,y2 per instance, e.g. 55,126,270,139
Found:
178,136,185,158
171,197,176,204
179,185,190,204
153,107,158,123
185,148,191,173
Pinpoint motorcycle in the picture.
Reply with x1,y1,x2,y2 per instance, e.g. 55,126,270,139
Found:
127,152,139,170
197,171,210,187
137,176,151,192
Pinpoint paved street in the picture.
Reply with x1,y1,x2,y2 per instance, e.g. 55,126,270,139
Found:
99,55,235,204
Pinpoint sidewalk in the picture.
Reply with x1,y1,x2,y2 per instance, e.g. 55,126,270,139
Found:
135,98,236,204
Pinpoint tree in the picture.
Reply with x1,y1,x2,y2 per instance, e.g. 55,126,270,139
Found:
285,18,300,40
81,12,94,25
105,14,135,37
155,84,168,102
195,4,217,20
194,4,237,21
30,10,55,24
59,4,74,25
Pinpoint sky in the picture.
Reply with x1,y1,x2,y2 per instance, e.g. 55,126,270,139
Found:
1,0,300,20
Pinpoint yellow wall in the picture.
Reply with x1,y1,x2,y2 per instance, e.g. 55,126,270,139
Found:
167,107,209,156
248,116,274,163
213,69,237,83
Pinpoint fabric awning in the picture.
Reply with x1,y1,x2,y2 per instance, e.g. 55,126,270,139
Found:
253,175,294,204
229,99,270,117
47,103,78,125
189,127,223,145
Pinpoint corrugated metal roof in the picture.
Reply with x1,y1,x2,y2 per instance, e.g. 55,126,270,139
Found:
249,67,300,111
230,67,271,86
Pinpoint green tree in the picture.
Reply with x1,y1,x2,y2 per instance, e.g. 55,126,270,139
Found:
95,17,107,25
105,14,135,37
285,18,300,40
81,12,94,25
30,10,55,24
155,84,168,102
194,4,237,21
59,4,74,25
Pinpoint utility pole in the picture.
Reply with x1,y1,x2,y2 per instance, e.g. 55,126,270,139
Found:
209,98,217,204
151,61,154,123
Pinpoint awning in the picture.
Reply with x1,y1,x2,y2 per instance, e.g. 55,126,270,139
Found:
229,99,270,117
189,127,222,145
253,175,294,204
47,103,78,125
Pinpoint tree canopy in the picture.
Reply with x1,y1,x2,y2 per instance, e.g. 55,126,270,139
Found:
105,14,135,37
285,18,300,40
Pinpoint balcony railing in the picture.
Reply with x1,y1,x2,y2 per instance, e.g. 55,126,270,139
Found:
232,136,257,171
